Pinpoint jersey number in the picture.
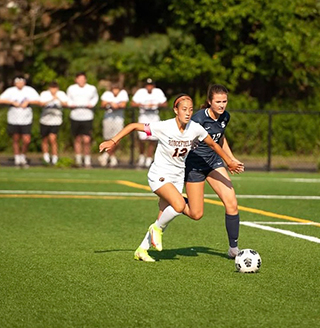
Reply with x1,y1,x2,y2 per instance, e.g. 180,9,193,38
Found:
173,148,188,157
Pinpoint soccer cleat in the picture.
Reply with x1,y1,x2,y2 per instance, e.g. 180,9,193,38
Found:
228,246,240,259
149,224,163,251
134,247,155,262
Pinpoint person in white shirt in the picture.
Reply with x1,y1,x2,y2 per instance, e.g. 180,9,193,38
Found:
98,83,129,167
67,72,99,168
0,76,39,167
131,78,167,168
39,81,68,165
99,94,244,262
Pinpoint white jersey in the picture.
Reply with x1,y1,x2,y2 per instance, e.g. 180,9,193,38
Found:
101,89,129,118
132,87,167,115
0,86,40,125
39,90,69,126
148,118,208,176
67,83,98,121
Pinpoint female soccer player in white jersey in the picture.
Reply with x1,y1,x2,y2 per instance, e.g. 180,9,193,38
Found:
99,94,244,262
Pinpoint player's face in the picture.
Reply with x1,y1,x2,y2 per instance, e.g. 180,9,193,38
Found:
15,80,26,90
145,84,154,94
112,87,120,96
175,99,193,125
75,75,87,87
209,93,228,118
49,86,59,95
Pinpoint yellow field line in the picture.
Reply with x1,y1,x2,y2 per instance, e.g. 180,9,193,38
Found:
0,194,156,201
1,178,319,227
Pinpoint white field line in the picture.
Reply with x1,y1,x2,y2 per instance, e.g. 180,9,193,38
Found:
241,221,320,244
0,190,319,200
250,221,318,225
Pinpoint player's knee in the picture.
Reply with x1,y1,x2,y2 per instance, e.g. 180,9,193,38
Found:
189,210,203,221
172,200,186,214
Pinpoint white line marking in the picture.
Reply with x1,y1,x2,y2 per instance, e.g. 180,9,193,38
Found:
0,190,156,197
0,190,319,200
241,221,320,244
250,221,317,225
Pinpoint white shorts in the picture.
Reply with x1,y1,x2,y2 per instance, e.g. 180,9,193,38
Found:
102,116,124,140
147,164,184,193
138,113,160,141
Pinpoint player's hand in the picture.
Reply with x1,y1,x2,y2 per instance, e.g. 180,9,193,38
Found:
99,140,117,153
227,160,244,174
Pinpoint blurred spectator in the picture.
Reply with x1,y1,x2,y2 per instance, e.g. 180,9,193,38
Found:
67,72,98,168
0,76,39,168
39,81,68,165
98,83,129,167
131,78,167,167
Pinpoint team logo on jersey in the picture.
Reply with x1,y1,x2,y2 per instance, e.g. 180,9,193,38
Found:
159,177,165,182
221,121,226,128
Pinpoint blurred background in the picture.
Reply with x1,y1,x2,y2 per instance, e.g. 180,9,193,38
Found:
0,0,319,171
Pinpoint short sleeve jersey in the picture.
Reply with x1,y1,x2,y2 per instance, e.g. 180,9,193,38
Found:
132,88,167,115
148,118,208,175
66,83,99,121
186,108,230,169
0,86,40,125
101,89,129,117
39,90,69,126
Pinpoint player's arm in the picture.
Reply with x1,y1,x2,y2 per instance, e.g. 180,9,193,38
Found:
220,136,243,166
99,123,145,153
203,134,244,173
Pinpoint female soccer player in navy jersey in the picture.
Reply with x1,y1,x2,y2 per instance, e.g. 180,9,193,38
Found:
185,84,243,258
99,94,244,262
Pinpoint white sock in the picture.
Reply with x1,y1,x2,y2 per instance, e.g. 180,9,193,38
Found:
140,231,152,250
43,153,50,163
20,154,27,164
14,154,21,165
75,154,82,165
52,155,58,164
84,155,91,166
155,206,181,229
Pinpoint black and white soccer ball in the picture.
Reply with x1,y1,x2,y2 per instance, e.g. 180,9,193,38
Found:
235,249,261,273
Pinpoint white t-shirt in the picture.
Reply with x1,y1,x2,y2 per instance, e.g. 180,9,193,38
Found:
0,86,40,125
148,118,208,176
101,89,129,118
67,83,98,121
132,88,167,115
39,90,69,126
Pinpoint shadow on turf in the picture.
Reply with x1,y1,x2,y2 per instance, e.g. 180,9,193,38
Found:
94,246,230,261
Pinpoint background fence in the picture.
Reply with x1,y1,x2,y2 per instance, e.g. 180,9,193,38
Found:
0,106,319,171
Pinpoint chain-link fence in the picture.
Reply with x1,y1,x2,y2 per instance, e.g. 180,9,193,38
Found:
0,105,319,171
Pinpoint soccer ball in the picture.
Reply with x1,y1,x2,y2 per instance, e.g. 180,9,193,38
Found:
235,249,261,273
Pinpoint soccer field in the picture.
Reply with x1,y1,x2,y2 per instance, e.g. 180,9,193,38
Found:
1,167,320,327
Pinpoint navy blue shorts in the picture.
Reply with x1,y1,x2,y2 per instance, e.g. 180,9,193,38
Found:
7,124,32,136
70,119,93,137
40,124,60,137
184,161,225,182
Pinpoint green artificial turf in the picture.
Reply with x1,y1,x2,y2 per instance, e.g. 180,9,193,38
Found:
1,168,320,327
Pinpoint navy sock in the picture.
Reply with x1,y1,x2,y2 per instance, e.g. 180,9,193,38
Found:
225,213,240,247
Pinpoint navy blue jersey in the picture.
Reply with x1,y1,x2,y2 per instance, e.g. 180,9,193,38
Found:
186,108,230,169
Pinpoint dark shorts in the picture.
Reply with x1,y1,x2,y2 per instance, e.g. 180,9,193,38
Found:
40,124,60,138
70,119,93,137
7,124,32,136
184,161,225,183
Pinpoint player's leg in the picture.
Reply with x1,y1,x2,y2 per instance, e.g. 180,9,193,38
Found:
184,181,206,220
206,167,240,257
82,134,92,168
145,140,156,167
49,132,58,164
20,133,31,167
42,135,50,163
12,132,21,165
